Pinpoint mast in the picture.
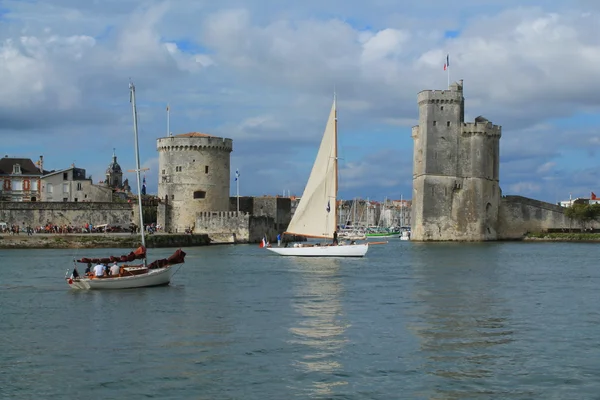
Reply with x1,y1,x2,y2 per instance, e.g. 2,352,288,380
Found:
129,82,146,252
333,91,338,232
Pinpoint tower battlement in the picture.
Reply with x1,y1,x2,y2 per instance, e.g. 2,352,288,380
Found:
461,122,502,138
417,80,464,105
157,134,233,152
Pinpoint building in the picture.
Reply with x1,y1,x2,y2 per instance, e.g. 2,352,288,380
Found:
103,150,131,193
411,80,502,241
156,132,233,233
41,165,112,202
0,156,44,202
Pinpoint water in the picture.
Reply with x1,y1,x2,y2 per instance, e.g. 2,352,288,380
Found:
1,241,600,399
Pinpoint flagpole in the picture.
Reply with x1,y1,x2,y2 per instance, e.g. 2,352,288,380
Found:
446,53,450,88
236,170,240,213
167,104,171,136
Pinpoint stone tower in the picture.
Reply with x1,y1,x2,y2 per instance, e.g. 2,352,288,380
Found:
157,132,233,233
411,80,502,241
105,150,123,189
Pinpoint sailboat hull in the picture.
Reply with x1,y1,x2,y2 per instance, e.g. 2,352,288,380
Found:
67,266,175,290
266,243,368,257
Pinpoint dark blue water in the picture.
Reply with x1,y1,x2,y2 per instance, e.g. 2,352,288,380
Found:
1,241,599,399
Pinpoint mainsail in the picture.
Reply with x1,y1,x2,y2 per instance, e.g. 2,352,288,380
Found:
285,98,337,238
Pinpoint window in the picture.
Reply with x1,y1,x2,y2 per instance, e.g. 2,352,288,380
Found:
440,106,444,110
74,198,78,202
162,169,165,174
447,121,450,127
205,166,209,174
84,194,88,199
432,121,437,126
63,198,68,202
63,183,69,193
171,194,174,200
12,164,21,174
77,182,82,191
63,172,68,180
47,183,53,193
31,180,38,191
193,190,206,199
175,166,182,172
12,180,23,190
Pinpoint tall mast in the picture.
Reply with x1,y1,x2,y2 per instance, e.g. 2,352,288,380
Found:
333,91,338,232
129,82,146,251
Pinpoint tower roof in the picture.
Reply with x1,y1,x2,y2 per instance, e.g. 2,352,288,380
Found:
175,132,216,138
106,151,122,174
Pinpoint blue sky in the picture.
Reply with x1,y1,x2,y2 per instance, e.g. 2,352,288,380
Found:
1,0,600,203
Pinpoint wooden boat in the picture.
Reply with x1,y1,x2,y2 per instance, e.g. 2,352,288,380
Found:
65,82,186,289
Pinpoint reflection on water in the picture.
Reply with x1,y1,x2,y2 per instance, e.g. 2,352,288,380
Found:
409,244,516,399
287,258,349,397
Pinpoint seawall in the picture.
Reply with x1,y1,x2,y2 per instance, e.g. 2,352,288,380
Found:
0,233,211,249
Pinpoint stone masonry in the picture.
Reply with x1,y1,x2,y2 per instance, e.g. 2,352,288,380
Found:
157,132,233,233
411,80,502,241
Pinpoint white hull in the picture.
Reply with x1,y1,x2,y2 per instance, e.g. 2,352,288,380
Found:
67,266,175,290
266,243,369,257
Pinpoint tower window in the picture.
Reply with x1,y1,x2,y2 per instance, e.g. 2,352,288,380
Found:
193,190,206,199
63,172,68,180
447,121,450,127
433,121,437,126
440,106,444,110
172,195,174,200
77,182,82,191
162,169,165,174
205,166,209,174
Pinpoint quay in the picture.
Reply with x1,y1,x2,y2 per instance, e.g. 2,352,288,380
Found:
0,232,213,249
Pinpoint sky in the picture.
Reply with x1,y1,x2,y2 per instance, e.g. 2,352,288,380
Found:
1,0,600,203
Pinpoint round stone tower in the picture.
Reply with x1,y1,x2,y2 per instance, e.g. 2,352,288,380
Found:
157,132,233,233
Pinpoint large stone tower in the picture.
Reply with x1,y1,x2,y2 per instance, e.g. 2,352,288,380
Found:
411,80,502,241
157,132,233,233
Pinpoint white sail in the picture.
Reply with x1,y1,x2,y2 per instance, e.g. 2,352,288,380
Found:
285,99,337,238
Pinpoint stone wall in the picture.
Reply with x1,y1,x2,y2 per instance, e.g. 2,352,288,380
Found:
0,202,133,228
497,196,596,239
229,196,292,232
194,211,279,243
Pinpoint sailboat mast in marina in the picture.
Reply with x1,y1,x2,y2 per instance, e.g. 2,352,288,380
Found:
130,82,146,266
266,94,369,257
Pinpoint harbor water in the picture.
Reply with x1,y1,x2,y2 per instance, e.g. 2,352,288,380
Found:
1,241,600,399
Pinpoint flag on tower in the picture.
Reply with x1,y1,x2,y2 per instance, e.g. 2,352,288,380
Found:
443,54,449,70
166,104,170,111
235,169,239,181
142,175,146,195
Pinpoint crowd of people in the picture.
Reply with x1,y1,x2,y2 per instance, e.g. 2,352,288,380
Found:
0,222,163,235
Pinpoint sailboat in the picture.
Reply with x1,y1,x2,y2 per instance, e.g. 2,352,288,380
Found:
266,95,369,257
65,82,186,290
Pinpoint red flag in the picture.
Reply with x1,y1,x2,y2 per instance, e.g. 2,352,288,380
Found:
259,238,266,248
592,192,597,200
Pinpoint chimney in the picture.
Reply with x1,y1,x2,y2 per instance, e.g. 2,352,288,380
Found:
38,156,44,173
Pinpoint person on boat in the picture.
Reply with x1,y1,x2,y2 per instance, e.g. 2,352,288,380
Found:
333,230,338,245
85,262,92,277
93,263,106,278
110,262,120,277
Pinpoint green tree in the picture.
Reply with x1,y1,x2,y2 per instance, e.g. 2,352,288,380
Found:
564,203,600,230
